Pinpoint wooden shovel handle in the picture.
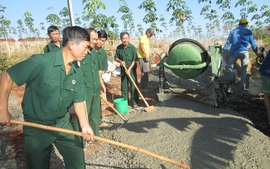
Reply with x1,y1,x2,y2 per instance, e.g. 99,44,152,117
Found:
9,119,189,169
100,95,127,122
122,65,150,107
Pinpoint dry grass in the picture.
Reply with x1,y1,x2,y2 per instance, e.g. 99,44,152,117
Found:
1,40,48,59
0,38,265,64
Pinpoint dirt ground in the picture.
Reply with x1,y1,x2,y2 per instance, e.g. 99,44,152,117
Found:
1,55,270,168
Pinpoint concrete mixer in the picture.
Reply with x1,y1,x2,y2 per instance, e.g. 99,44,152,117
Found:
155,38,237,107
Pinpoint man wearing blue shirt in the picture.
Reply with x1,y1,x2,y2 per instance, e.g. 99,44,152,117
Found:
222,18,258,90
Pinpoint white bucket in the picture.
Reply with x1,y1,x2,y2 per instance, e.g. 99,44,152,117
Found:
248,75,262,96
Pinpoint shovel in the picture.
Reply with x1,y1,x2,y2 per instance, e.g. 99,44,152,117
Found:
123,65,155,112
9,119,190,169
100,94,128,123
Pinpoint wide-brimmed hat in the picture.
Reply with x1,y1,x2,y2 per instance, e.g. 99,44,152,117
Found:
239,18,249,24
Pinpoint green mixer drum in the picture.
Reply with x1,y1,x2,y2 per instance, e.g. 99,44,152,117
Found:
167,38,210,79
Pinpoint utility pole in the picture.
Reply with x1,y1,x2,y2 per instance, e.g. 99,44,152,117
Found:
67,0,74,26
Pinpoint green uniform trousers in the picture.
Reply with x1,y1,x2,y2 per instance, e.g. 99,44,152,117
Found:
86,91,102,136
121,67,139,104
74,91,101,137
23,113,85,169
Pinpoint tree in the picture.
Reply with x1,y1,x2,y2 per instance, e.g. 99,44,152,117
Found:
159,14,168,38
197,0,270,40
59,7,71,29
22,11,36,38
82,0,119,38
46,14,61,27
82,0,106,27
0,5,10,39
39,22,46,35
0,5,11,57
200,5,220,39
136,24,143,38
138,0,159,34
45,6,61,28
166,0,193,38
117,0,135,36
17,19,26,39
166,0,193,23
74,14,82,26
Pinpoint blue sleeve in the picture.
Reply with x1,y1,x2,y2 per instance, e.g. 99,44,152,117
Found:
222,32,232,53
249,33,258,54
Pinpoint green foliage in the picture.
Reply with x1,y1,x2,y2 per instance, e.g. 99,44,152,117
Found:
264,37,270,44
138,0,156,12
0,52,8,72
83,0,107,15
117,0,134,36
117,6,130,13
2,0,270,41
59,7,70,28
46,14,61,27
166,0,193,26
0,5,11,39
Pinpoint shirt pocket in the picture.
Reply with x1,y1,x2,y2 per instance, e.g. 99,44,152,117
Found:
65,83,78,95
42,78,60,97
64,82,79,104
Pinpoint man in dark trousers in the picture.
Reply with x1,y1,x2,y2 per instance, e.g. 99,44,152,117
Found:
137,28,155,90
114,32,139,108
44,25,63,53
0,26,94,169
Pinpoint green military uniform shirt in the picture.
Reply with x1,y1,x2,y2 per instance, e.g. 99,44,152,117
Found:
97,47,108,71
114,43,138,69
7,50,87,125
44,40,63,53
80,49,101,92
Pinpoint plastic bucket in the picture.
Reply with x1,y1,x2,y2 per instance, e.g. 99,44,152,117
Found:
113,98,129,114
249,75,262,96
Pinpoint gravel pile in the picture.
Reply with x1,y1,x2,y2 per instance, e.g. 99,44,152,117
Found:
1,62,270,169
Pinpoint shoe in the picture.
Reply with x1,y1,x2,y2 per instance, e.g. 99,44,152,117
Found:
132,103,138,108
99,123,109,129
243,87,248,91
226,88,235,94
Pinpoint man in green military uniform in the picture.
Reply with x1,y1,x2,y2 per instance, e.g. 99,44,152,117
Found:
44,25,63,53
96,30,108,73
0,26,94,169
95,30,109,128
76,28,106,137
114,32,139,108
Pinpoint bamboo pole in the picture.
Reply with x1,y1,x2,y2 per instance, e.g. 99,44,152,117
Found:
10,119,190,169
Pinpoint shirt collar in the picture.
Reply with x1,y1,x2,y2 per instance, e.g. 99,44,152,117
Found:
54,50,77,73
